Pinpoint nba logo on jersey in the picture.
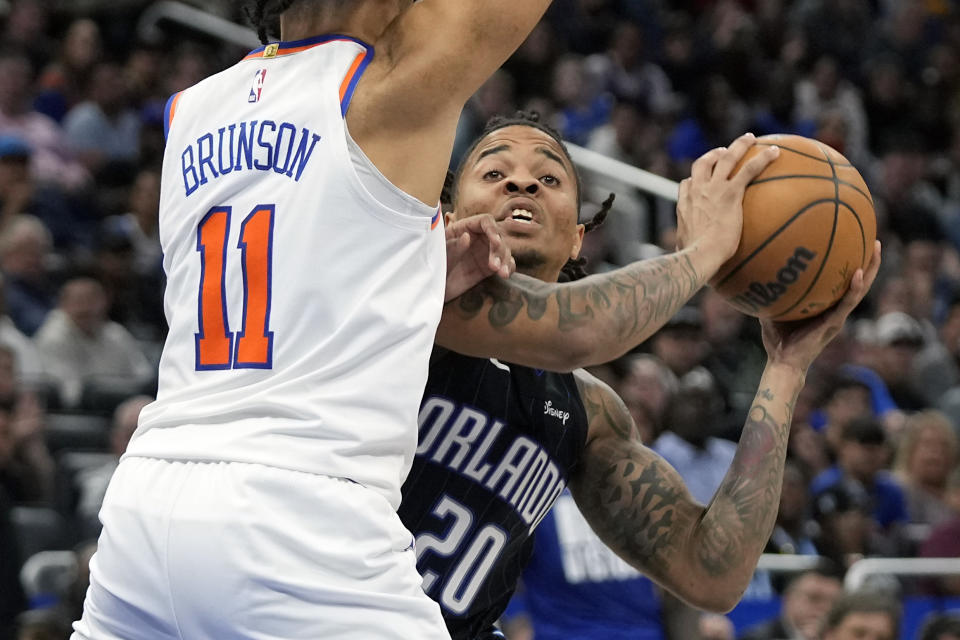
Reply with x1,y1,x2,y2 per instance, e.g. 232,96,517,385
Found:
248,69,267,103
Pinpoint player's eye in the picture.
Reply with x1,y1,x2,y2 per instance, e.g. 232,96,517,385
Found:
541,174,560,186
483,170,504,180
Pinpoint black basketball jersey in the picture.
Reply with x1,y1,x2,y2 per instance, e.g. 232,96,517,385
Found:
399,348,590,640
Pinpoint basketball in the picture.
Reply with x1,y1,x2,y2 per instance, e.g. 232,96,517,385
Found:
710,134,876,322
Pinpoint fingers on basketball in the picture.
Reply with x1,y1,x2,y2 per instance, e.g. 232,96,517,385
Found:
711,134,877,322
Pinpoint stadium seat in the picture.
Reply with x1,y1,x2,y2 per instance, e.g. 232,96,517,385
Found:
44,414,111,453
9,507,70,566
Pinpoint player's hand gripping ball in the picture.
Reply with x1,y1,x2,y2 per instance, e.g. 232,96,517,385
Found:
710,134,876,321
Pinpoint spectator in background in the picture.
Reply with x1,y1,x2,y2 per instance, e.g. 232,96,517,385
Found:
820,592,900,640
919,512,960,597
0,135,85,253
12,608,71,640
551,55,613,146
584,22,675,116
863,54,918,157
812,417,908,531
0,215,55,337
749,64,816,139
915,294,960,408
766,460,819,557
919,615,960,640
667,74,749,173
700,288,765,425
545,0,619,56
650,305,709,381
0,344,53,505
0,52,88,192
0,487,26,640
63,62,140,176
103,168,161,277
585,102,662,264
868,312,927,411
793,55,869,167
616,354,676,444
35,18,101,123
75,395,150,538
503,22,561,109
94,220,165,342
893,411,958,528
739,567,843,640
812,485,888,569
653,384,734,506
1,0,54,73
34,277,152,409
814,374,876,454
0,275,44,389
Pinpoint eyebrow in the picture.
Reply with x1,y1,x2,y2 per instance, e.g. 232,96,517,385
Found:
538,147,570,174
476,144,510,162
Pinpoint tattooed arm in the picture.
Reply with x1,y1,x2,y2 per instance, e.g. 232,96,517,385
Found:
569,243,881,612
437,135,781,371
436,246,710,371
570,366,802,612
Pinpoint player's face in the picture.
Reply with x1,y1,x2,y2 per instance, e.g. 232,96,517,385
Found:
455,126,583,281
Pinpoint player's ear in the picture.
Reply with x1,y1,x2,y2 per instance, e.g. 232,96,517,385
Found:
570,223,585,260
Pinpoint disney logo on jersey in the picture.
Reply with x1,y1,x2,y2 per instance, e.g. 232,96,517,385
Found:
544,400,570,425
248,69,267,103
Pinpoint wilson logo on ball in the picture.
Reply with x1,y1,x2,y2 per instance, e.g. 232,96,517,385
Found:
733,247,817,312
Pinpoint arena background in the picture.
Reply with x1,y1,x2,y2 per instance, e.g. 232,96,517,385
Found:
1,0,960,638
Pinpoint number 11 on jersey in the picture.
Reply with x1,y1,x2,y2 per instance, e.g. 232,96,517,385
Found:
196,204,276,370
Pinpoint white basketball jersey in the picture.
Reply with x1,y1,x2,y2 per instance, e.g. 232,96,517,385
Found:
129,36,446,508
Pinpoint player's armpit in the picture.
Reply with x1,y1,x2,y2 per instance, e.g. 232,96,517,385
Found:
436,250,705,371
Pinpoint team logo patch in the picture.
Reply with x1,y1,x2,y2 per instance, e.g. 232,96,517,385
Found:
248,69,267,103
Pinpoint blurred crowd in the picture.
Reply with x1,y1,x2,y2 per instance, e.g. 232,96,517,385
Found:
0,0,958,638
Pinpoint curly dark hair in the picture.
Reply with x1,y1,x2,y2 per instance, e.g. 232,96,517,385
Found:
444,111,613,282
244,0,299,44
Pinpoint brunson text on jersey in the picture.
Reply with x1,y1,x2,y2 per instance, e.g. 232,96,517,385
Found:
179,120,321,197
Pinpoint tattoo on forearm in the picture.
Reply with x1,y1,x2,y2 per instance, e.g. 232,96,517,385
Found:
695,390,795,577
455,253,702,343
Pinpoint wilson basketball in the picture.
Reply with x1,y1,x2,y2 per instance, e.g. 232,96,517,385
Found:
710,134,876,321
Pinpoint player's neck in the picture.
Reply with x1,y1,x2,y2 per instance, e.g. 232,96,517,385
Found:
279,2,397,45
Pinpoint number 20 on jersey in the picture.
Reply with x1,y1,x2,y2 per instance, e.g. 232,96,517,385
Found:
195,204,275,370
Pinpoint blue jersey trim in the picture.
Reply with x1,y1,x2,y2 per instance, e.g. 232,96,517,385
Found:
339,45,374,117
163,92,177,141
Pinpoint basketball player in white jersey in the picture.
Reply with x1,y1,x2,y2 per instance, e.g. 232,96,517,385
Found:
72,1,544,639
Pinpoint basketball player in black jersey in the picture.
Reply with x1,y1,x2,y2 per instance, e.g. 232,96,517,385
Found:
399,114,881,639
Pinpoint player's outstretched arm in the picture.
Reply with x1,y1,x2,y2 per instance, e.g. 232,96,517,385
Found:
383,0,556,111
437,134,780,371
569,243,881,612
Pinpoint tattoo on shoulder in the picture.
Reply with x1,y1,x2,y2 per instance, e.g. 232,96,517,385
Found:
577,374,636,441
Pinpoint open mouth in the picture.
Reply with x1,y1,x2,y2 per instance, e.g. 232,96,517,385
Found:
510,208,534,224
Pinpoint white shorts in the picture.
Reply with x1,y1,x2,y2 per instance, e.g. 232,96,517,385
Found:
72,457,450,639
